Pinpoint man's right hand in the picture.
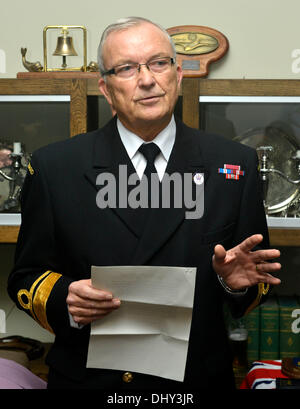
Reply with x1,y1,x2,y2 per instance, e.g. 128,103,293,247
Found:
66,279,121,326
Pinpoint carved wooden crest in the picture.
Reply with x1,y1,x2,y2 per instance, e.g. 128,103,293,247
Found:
167,25,229,77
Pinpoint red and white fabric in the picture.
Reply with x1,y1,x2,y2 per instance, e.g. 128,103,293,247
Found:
240,360,288,389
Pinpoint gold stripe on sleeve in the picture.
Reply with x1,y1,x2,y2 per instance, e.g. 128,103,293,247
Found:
17,271,51,317
17,271,62,333
244,283,269,315
32,272,62,333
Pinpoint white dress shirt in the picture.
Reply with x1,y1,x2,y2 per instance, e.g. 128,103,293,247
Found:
117,115,176,181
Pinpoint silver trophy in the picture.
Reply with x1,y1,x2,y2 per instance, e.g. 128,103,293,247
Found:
235,124,300,216
0,142,30,212
256,145,300,216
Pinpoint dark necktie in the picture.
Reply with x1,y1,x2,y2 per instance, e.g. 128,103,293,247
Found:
138,142,161,218
138,143,161,182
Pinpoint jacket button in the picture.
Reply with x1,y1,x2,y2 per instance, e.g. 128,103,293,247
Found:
122,372,133,383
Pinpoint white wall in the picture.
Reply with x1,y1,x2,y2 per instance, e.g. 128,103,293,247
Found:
1,0,300,79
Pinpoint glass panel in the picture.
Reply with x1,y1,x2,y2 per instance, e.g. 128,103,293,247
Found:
0,98,70,152
87,95,113,132
199,97,300,144
0,96,70,214
199,97,300,220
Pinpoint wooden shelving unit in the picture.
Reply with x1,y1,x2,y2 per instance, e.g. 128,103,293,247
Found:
1,77,300,246
0,77,88,244
179,78,300,246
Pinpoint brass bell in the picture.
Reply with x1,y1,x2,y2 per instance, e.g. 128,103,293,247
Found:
43,25,87,72
53,28,78,69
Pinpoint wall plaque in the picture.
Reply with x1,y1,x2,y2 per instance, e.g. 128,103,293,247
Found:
167,25,229,77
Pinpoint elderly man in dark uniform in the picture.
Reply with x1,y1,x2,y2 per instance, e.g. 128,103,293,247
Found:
7,17,281,390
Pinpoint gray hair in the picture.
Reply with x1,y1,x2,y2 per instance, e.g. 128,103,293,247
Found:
97,16,176,77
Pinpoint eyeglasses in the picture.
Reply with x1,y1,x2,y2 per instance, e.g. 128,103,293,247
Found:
102,57,175,80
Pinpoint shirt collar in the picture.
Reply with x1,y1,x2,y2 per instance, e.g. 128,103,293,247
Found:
117,115,176,162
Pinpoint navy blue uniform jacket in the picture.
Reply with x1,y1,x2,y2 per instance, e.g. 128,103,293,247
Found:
7,117,270,389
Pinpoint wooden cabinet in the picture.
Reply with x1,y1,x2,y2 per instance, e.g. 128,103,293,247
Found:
0,78,87,242
179,78,300,247
1,77,300,246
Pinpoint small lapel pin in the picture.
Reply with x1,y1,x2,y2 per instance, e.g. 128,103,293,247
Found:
218,164,244,180
193,173,204,185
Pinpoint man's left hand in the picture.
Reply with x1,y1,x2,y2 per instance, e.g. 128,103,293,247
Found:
212,234,281,291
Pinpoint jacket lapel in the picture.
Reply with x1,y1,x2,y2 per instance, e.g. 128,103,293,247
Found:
132,119,209,264
84,117,210,264
84,117,144,238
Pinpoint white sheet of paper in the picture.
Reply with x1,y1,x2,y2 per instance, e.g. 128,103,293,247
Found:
86,265,196,382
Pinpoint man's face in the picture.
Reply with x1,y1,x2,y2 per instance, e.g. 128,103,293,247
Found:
98,22,183,138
